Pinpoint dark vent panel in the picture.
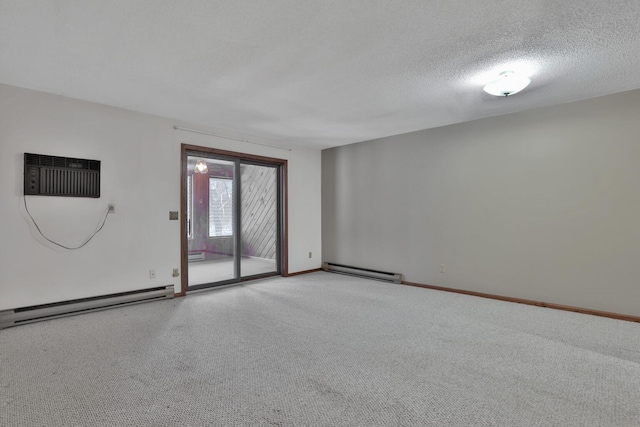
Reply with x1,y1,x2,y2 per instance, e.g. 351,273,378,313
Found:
24,153,101,198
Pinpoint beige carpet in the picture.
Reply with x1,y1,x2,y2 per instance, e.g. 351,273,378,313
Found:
1,272,639,426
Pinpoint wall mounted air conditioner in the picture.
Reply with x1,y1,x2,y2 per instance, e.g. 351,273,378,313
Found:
24,153,101,198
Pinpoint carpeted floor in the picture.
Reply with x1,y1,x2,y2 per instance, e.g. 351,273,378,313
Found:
1,272,639,426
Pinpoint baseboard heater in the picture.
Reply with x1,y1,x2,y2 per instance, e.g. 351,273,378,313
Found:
188,252,205,261
322,262,402,284
0,285,174,330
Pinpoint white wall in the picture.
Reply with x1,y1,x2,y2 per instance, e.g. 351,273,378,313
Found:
0,83,321,310
323,89,640,317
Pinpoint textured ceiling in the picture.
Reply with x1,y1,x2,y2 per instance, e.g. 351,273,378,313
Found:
2,1,640,149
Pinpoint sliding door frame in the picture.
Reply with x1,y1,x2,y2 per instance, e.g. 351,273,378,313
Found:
179,143,288,296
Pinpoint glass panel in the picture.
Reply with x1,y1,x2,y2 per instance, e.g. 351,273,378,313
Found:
186,175,192,239
187,156,236,287
240,163,278,277
208,177,233,237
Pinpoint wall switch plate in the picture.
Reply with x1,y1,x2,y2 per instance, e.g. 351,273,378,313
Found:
309,252,312,258
172,268,180,277
169,211,179,220
108,204,115,214
149,269,156,279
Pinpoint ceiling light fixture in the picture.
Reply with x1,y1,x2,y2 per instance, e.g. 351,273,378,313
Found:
483,71,531,97
194,159,208,174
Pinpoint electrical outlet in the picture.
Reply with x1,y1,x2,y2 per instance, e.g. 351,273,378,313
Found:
172,268,180,277
169,211,179,220
108,204,115,214
308,252,312,258
440,264,446,273
149,269,156,279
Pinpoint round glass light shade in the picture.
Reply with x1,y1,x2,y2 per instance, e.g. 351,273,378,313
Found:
483,71,531,97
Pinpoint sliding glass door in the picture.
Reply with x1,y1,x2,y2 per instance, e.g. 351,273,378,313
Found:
185,151,281,291
186,156,237,286
240,163,279,277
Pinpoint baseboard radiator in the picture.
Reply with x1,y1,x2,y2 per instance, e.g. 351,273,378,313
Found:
188,252,205,261
322,262,402,284
0,285,174,330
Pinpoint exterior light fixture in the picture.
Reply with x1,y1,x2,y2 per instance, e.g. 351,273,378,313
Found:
483,71,531,97
194,159,208,174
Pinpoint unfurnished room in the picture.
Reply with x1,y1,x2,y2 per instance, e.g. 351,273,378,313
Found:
1,1,640,426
